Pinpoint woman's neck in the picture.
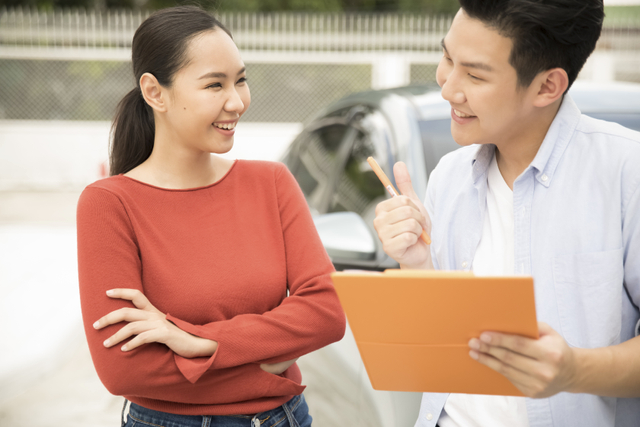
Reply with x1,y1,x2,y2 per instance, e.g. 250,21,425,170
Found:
124,142,234,190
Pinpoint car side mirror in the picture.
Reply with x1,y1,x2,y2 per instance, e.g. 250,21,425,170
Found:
313,212,376,261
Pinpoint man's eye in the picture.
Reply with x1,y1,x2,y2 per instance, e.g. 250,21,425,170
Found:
469,74,481,80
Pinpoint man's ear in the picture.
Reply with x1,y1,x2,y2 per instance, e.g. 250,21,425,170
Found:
532,68,569,108
139,73,167,113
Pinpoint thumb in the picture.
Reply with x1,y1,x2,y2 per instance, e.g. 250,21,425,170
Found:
393,162,420,202
537,322,556,337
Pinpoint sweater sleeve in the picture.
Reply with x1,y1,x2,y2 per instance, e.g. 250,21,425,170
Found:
167,164,347,383
77,186,202,395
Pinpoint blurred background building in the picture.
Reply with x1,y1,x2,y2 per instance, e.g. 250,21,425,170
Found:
1,0,640,426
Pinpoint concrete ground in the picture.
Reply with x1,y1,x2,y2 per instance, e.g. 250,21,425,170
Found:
0,190,419,427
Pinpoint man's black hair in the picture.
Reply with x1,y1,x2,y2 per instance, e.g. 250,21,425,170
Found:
458,0,604,90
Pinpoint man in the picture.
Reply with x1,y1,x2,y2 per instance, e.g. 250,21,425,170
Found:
372,1,640,426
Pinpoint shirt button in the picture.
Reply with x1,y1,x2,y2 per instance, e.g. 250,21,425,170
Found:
426,413,433,421
461,261,468,269
541,174,548,182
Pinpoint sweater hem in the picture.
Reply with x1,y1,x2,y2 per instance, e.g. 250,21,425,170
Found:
125,394,296,416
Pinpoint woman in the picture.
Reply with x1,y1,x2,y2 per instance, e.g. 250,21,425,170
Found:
76,6,346,426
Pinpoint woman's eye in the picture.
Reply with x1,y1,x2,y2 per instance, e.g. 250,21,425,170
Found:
237,77,247,84
206,82,222,89
468,74,481,80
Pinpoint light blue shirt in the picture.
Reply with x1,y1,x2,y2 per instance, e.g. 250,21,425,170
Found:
416,95,640,427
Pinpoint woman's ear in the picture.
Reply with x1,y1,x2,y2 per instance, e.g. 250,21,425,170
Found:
532,68,569,108
139,73,167,113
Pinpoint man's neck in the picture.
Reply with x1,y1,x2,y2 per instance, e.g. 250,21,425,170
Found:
495,98,563,189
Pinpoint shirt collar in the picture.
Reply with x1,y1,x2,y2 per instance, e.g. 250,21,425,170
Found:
470,94,582,187
471,144,495,184
529,94,581,187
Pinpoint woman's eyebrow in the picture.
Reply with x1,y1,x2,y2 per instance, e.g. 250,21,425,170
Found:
440,38,493,72
198,67,246,80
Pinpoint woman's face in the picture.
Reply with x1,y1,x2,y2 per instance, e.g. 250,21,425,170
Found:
162,28,250,155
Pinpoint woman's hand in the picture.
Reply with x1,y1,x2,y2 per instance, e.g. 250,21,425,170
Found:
260,358,299,375
93,289,217,359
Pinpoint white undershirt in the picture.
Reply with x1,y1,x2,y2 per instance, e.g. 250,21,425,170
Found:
438,154,529,427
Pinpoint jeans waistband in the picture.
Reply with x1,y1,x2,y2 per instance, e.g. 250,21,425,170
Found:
122,395,304,427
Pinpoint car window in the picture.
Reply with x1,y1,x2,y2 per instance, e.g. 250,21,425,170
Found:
418,119,458,176
283,123,349,213
585,113,640,132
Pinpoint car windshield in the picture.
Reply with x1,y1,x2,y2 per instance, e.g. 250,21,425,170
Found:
586,113,640,132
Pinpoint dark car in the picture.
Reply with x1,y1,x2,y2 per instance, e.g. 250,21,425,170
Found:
281,81,640,271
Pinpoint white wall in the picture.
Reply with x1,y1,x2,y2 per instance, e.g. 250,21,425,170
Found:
0,121,302,191
605,0,640,5
0,121,110,191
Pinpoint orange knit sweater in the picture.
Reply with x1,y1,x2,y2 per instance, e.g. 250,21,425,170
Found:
77,160,346,415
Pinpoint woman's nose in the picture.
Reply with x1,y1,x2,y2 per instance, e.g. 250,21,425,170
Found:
224,88,245,114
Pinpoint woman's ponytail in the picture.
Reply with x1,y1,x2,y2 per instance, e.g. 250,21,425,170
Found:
109,88,155,176
107,6,231,176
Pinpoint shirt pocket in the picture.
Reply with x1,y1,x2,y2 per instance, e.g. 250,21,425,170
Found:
553,248,623,348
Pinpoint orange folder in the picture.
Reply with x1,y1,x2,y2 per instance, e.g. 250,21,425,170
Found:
331,269,538,396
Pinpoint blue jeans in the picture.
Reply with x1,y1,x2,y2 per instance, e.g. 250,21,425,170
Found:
122,394,312,427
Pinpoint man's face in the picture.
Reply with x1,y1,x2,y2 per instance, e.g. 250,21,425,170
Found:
436,9,537,148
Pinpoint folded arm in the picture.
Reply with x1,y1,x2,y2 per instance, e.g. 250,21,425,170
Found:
78,167,345,387
168,166,346,379
78,186,215,395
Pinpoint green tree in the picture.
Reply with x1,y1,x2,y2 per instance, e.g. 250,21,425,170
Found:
209,0,342,12
337,0,457,13
398,0,458,13
0,0,458,13
0,0,92,10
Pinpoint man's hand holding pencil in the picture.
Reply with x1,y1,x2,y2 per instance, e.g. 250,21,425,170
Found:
369,158,434,270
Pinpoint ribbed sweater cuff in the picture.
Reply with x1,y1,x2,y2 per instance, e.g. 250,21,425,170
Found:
167,313,219,383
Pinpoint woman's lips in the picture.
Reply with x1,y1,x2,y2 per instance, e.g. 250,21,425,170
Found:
212,121,237,136
212,126,235,136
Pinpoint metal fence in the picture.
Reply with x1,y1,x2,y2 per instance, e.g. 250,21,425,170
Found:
1,8,640,122
2,8,639,52
0,59,374,121
0,8,451,51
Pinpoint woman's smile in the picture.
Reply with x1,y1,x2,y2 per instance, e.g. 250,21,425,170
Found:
213,120,238,136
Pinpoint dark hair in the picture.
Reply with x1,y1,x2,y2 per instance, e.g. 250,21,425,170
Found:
109,6,231,176
458,0,604,90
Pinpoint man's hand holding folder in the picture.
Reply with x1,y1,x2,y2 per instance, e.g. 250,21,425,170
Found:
467,321,579,399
